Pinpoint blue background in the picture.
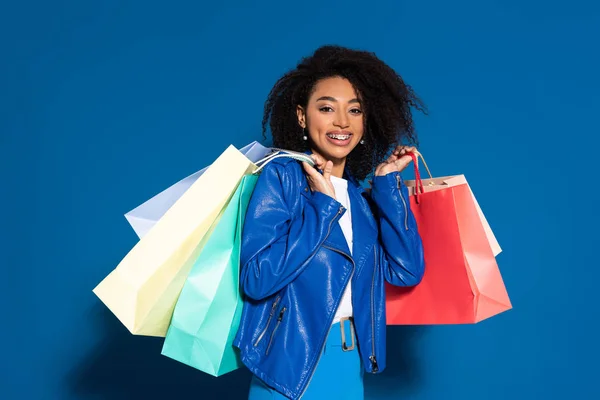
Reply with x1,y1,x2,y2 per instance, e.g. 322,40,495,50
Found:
2,1,599,399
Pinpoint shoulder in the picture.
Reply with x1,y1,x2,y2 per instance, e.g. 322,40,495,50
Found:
257,156,305,184
254,157,307,204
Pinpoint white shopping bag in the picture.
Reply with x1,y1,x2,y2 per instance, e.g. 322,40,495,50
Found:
124,141,271,239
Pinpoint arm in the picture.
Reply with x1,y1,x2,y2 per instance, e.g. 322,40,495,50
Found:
239,162,345,300
370,171,425,286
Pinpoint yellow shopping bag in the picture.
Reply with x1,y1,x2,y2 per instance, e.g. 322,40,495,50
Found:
93,145,255,337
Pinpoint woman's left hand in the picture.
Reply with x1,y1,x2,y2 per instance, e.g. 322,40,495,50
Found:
374,145,419,177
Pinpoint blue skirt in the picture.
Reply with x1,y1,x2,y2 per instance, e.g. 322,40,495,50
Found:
247,319,364,399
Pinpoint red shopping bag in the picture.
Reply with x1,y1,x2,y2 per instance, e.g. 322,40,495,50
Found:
385,153,511,324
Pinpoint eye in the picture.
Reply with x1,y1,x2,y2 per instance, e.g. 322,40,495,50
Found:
319,106,334,112
350,108,363,115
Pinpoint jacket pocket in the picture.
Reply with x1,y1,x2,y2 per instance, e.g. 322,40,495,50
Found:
254,296,281,347
265,306,287,355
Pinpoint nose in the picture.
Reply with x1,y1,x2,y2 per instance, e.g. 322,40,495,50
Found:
333,110,349,129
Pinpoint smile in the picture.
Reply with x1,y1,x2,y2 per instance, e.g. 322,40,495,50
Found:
326,133,352,140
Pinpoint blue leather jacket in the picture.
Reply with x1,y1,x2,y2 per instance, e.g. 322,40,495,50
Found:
233,155,425,399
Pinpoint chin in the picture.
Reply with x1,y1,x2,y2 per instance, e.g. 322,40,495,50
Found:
316,140,359,160
326,145,358,160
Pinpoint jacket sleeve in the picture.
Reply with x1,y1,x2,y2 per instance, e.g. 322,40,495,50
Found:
369,171,425,286
239,162,346,300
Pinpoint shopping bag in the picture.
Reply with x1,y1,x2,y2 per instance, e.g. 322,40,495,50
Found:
125,141,271,239
402,158,501,256
93,145,256,337
159,149,314,375
161,173,259,376
386,153,511,324
159,149,314,374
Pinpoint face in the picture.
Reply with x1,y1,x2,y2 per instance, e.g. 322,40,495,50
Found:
297,76,364,163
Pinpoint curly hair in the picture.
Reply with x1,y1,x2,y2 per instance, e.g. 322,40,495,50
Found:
261,45,427,182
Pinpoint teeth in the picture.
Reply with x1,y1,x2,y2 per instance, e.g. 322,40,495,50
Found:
328,134,351,140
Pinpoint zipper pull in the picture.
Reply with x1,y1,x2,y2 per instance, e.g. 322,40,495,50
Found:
369,355,379,372
396,174,401,189
277,307,286,321
269,298,279,315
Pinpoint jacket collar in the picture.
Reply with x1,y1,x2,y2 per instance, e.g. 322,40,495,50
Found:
299,150,377,272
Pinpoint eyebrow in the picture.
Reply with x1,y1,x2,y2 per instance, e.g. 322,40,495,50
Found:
315,96,361,104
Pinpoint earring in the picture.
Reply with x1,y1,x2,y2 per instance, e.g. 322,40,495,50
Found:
360,139,365,145
302,128,308,141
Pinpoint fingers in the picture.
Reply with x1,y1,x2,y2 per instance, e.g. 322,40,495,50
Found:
302,161,317,178
405,146,418,155
310,153,326,169
390,145,415,163
386,152,398,163
393,145,418,154
398,149,416,163
303,160,336,199
376,145,421,176
393,146,419,164
303,160,327,184
395,152,419,171
322,160,333,182
309,153,334,178
396,154,413,164
405,146,420,166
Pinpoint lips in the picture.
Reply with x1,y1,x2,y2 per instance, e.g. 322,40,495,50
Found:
325,130,353,147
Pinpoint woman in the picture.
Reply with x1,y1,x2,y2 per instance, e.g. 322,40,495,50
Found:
233,45,426,399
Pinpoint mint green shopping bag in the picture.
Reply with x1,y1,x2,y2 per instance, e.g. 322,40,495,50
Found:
160,173,258,376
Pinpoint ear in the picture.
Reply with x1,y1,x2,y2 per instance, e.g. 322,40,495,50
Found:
296,105,306,129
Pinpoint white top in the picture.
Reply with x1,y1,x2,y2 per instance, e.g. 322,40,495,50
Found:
329,175,354,325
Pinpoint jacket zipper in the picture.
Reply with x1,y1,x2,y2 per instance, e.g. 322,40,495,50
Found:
255,206,342,350
327,206,345,237
254,296,281,347
299,243,354,399
370,246,379,372
397,175,409,231
302,205,344,271
265,307,286,355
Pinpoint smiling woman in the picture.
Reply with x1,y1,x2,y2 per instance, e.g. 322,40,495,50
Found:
233,45,427,399
262,44,427,182
296,76,365,178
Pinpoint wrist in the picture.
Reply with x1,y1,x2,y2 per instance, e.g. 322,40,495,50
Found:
313,189,336,200
372,171,402,189
374,170,398,177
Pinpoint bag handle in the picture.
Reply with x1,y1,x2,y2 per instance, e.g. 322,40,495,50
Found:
407,152,424,200
405,151,434,202
252,148,315,175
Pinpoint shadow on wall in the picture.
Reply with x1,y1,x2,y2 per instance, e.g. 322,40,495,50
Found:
70,305,426,399
69,304,252,400
364,325,428,399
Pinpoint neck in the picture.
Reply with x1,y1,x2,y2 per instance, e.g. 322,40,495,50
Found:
330,161,345,178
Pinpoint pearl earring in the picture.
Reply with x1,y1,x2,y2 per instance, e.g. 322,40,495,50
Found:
303,128,308,141
360,139,365,145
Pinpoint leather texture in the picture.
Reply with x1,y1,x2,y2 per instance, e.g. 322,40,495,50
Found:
233,154,425,399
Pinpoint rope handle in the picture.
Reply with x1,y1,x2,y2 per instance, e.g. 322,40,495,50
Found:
404,150,434,202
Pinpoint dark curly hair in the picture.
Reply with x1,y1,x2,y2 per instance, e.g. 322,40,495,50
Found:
261,45,427,182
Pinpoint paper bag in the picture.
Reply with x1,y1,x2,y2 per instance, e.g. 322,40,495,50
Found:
404,174,501,257
161,174,259,376
93,145,255,337
125,141,271,239
386,153,511,324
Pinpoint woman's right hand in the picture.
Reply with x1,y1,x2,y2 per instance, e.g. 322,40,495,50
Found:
302,153,336,199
